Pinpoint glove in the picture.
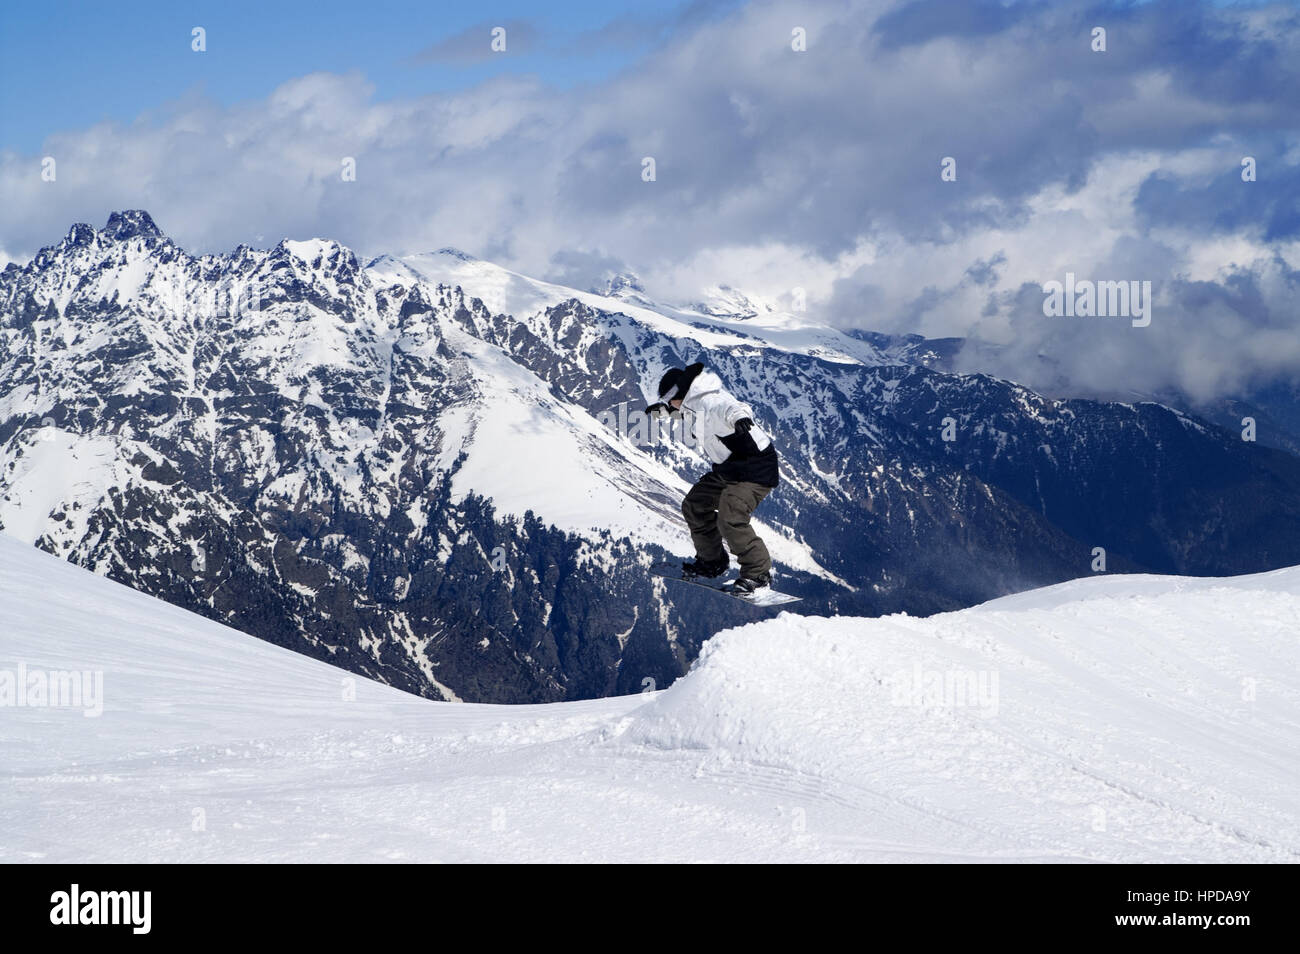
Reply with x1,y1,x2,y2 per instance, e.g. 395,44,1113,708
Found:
734,418,753,434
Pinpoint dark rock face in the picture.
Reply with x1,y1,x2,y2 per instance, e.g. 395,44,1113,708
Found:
102,210,163,242
3,212,1299,702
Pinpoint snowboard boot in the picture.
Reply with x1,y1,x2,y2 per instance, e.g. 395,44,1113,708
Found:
726,572,771,595
682,555,729,579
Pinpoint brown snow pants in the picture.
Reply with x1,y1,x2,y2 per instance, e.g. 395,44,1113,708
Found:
682,473,772,579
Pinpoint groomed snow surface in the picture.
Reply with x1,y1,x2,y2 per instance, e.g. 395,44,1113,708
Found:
1,531,1296,863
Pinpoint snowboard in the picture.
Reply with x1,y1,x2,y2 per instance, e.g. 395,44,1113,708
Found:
650,563,802,608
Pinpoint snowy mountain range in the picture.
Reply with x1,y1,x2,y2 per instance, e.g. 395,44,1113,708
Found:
3,529,1296,863
3,210,1300,702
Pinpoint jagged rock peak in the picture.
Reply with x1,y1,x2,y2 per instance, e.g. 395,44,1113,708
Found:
64,222,97,247
103,210,163,242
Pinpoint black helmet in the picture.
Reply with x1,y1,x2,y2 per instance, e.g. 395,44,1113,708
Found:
646,362,704,415
658,361,704,401
657,367,686,401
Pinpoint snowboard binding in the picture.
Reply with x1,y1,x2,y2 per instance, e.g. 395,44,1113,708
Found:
681,556,729,579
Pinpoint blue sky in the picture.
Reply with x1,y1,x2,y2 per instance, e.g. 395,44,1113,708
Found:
0,1,731,153
1,0,1297,405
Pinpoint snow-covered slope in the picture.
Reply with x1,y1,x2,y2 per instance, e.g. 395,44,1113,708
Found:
2,532,1295,863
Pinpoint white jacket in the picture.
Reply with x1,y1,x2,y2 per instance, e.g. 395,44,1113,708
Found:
680,371,773,465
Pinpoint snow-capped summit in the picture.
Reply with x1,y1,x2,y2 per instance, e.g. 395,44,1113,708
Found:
691,283,772,320
275,236,351,264
589,271,647,300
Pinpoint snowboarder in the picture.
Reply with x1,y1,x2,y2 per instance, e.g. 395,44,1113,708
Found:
645,362,779,593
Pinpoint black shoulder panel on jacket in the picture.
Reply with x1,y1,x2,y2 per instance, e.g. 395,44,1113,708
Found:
713,444,780,487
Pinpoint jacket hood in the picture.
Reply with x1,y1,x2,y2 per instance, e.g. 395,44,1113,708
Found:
682,370,722,404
